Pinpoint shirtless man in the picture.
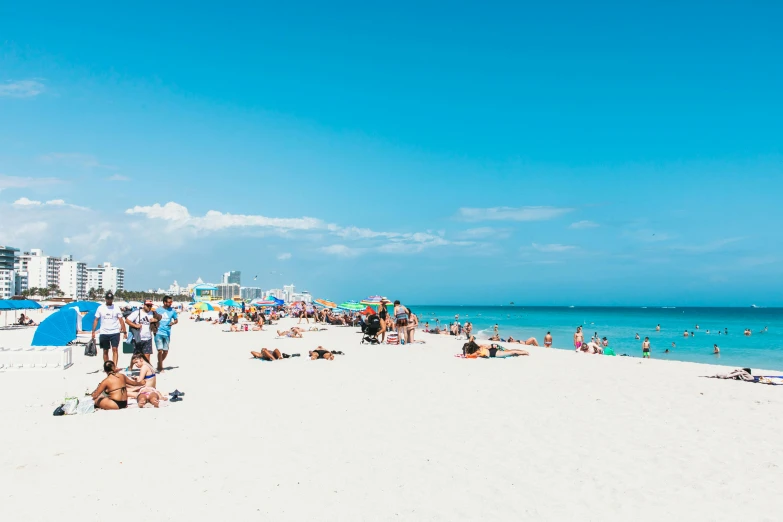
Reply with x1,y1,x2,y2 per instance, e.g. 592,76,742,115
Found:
683,330,689,337
573,326,584,351
656,324,661,332
544,332,553,348
642,337,651,358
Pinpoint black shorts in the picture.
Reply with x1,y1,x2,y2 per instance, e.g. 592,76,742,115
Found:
99,333,121,350
134,339,153,355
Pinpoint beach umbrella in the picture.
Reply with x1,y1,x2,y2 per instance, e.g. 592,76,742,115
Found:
219,299,240,308
338,301,364,311
31,308,79,346
61,301,101,331
252,299,277,306
314,299,337,308
193,302,216,311
361,306,376,315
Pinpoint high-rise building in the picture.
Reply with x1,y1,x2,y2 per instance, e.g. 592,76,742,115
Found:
265,288,284,300
240,287,264,300
59,257,87,299
0,245,17,299
87,262,125,293
216,283,241,300
17,249,61,291
222,271,241,286
283,284,295,303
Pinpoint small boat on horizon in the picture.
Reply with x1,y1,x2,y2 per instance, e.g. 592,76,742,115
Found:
751,304,758,308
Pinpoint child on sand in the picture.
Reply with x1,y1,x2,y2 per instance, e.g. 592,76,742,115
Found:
642,337,651,358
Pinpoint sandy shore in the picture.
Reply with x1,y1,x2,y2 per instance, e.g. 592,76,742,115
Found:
1,314,782,521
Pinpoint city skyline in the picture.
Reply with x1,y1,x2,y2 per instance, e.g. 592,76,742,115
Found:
1,3,781,306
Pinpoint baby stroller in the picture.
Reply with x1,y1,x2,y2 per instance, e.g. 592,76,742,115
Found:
361,314,381,344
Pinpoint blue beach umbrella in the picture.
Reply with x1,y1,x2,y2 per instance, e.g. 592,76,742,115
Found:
31,308,79,347
61,301,101,331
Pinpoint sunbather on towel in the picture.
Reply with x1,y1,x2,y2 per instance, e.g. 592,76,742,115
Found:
463,337,529,358
505,335,540,346
309,346,344,360
277,328,303,338
251,348,293,361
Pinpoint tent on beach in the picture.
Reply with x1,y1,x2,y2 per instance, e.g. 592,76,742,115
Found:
31,308,79,346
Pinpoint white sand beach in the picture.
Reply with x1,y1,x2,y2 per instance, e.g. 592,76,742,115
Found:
2,315,782,521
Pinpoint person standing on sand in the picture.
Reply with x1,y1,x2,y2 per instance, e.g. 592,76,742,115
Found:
544,332,552,348
406,309,419,343
377,300,390,343
574,326,583,351
155,295,179,373
125,300,158,362
642,337,651,358
92,291,127,368
393,300,410,344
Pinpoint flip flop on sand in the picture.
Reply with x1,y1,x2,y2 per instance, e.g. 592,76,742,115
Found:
170,396,183,402
170,390,185,397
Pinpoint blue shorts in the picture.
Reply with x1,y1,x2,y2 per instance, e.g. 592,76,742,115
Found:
154,334,171,351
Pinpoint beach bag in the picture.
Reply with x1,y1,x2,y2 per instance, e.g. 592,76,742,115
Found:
62,397,79,415
84,338,97,357
77,397,95,415
122,341,135,354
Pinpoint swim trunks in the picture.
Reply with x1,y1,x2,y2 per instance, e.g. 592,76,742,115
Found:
99,333,121,350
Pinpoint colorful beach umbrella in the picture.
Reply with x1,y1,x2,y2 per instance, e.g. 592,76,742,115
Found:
338,301,364,311
192,302,216,311
252,299,277,307
314,299,337,308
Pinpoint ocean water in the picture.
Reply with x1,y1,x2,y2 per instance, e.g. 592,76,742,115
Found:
409,306,783,371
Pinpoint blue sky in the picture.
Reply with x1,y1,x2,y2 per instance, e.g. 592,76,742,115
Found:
1,1,781,305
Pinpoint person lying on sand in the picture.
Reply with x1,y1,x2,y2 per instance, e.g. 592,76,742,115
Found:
277,328,303,338
505,336,540,346
91,361,144,410
251,348,299,360
137,387,167,408
488,334,501,341
463,337,529,358
308,346,345,360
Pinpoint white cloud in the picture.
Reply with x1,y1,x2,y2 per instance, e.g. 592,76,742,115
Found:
0,79,45,98
458,206,573,222
531,243,576,253
321,244,361,257
670,237,744,254
13,197,42,206
63,237,71,244
569,220,599,229
38,153,116,169
0,174,61,192
13,197,88,210
107,174,129,181
277,252,292,260
126,202,323,232
461,227,512,239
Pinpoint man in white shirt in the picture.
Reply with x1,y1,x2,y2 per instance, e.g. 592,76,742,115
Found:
125,299,158,358
91,291,127,367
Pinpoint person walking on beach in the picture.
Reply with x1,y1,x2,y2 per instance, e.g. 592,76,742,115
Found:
544,332,552,348
155,295,179,373
642,337,651,358
126,300,157,362
574,326,583,351
91,291,127,368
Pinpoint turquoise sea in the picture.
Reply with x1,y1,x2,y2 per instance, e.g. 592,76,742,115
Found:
409,306,783,371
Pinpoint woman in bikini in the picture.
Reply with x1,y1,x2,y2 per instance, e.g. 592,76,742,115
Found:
506,335,540,346
406,310,419,343
91,361,144,410
276,328,303,338
308,346,344,360
251,348,290,360
393,300,409,343
462,337,529,358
